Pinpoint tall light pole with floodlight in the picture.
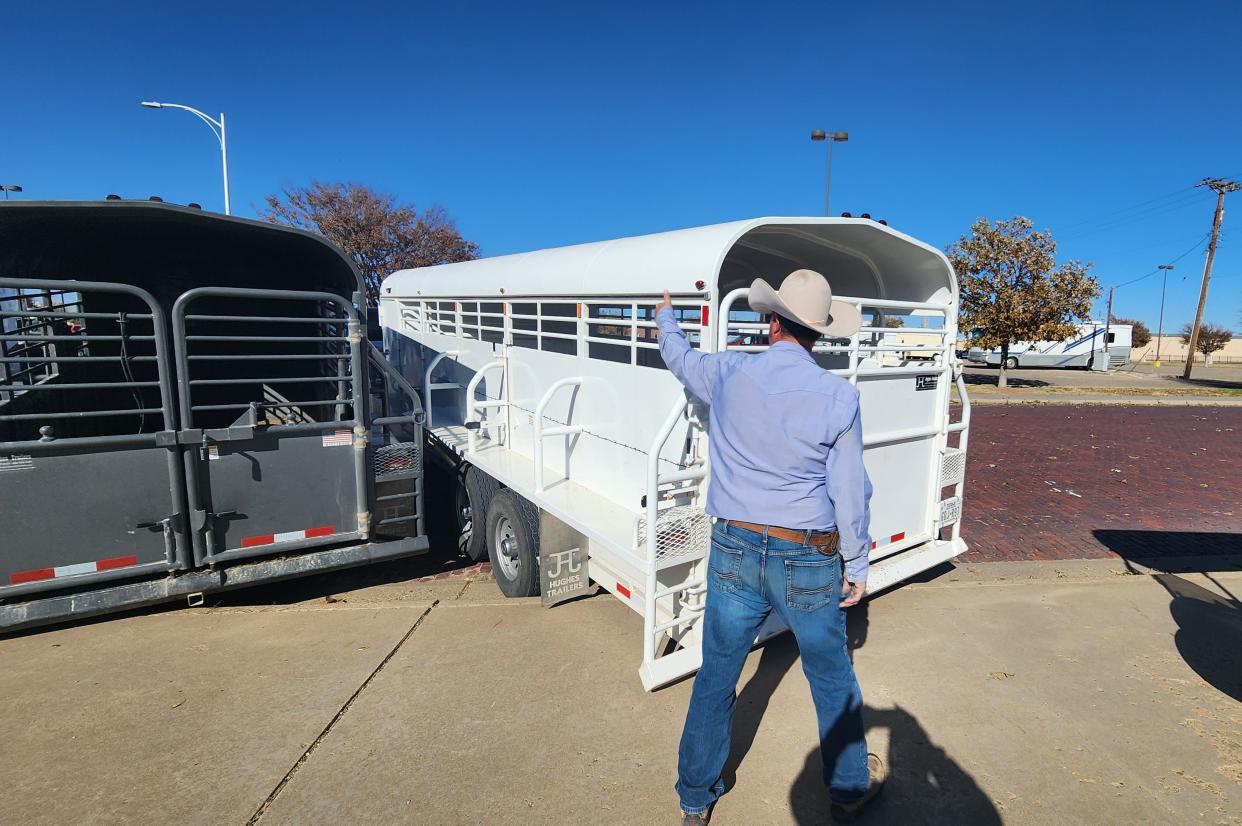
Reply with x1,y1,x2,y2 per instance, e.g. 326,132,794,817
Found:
810,129,848,216
140,101,230,215
1,185,22,200
1155,263,1174,365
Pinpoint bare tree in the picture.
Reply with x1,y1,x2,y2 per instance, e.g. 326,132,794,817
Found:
1180,322,1232,364
261,182,479,304
947,217,1098,388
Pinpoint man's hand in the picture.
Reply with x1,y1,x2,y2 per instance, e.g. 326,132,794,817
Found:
655,290,674,315
840,579,866,608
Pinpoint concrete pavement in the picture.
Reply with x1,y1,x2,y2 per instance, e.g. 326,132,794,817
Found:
1,563,1238,824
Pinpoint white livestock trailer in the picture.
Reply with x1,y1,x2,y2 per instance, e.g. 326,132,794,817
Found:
380,217,972,690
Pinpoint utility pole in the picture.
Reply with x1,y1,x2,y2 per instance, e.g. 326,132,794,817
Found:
1104,287,1114,357
1183,178,1240,379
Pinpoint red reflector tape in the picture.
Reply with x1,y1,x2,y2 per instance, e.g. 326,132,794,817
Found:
616,582,631,599
96,555,139,571
10,567,54,585
9,554,138,585
241,526,336,548
870,532,907,552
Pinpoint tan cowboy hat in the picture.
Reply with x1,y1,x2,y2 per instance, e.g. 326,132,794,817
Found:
748,269,862,338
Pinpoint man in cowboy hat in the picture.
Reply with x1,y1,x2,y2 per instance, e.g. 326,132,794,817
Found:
654,269,883,824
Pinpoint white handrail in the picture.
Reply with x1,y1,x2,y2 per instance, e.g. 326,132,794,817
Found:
465,359,507,454
717,288,953,351
717,288,956,382
422,350,459,429
949,370,972,543
532,377,585,493
642,393,691,667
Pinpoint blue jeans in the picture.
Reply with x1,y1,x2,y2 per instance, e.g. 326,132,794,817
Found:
676,522,869,814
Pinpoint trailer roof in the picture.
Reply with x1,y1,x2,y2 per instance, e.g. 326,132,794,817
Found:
0,201,364,302
384,217,957,305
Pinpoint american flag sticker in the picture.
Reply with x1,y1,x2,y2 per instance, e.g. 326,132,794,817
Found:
322,429,352,447
0,454,34,473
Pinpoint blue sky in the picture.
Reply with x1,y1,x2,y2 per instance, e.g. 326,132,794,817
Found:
3,0,1240,333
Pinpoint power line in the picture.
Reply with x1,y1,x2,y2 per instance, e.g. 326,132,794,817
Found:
1056,183,1199,233
1089,231,1209,257
1108,233,1210,290
1059,191,1212,241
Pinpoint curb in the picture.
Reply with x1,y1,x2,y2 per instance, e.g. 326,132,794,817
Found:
953,396,1242,407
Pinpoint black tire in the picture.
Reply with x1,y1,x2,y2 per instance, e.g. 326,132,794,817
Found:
1004,356,1019,369
485,489,540,598
458,466,500,562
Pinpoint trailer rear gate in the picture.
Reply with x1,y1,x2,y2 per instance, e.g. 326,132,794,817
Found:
0,202,428,627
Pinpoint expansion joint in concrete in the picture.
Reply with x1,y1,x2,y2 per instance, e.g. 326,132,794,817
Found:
246,600,440,824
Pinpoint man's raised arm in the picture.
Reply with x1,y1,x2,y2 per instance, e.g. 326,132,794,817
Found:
655,290,736,404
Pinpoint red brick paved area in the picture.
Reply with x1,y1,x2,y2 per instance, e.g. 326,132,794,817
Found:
957,406,1242,563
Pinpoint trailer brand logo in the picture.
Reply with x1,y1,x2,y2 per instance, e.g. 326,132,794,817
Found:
916,375,938,391
0,454,34,473
540,546,589,607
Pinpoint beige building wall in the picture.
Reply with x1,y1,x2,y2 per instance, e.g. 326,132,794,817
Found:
1130,334,1242,363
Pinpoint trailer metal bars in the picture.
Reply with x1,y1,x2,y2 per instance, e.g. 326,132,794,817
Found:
0,276,190,579
1,282,162,414
171,286,371,567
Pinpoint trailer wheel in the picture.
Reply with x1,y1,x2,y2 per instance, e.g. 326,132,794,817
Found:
457,466,500,562
486,490,540,598
1004,356,1019,369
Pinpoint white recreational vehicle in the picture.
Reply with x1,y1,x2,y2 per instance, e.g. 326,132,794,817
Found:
968,321,1132,369
380,217,972,690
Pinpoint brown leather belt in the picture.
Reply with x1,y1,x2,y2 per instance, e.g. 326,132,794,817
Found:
725,520,840,554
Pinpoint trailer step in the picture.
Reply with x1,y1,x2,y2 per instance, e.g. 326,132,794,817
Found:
638,645,703,691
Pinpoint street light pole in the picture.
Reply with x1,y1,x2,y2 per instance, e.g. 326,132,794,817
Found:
1,185,22,200
140,101,231,215
810,130,849,216
1155,264,1174,365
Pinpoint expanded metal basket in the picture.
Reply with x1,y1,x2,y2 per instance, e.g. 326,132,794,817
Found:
373,441,422,481
939,447,966,488
637,505,712,563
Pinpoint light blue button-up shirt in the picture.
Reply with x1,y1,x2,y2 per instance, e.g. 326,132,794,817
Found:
656,307,873,583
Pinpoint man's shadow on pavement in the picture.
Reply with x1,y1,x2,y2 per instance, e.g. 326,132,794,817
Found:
724,605,1001,824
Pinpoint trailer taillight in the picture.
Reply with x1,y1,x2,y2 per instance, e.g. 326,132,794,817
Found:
701,306,709,327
